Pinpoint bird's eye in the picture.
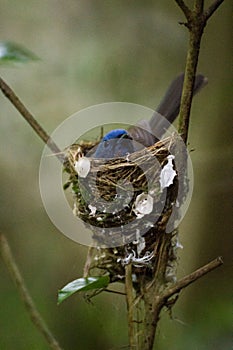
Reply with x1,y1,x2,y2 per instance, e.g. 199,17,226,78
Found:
103,140,109,148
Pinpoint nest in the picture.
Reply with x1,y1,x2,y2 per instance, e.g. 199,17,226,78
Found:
63,135,185,284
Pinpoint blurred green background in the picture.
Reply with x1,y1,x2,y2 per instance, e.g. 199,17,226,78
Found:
0,1,232,349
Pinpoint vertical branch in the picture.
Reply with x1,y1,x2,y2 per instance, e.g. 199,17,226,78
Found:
194,0,204,13
175,0,225,144
178,25,203,144
176,1,205,144
125,263,137,349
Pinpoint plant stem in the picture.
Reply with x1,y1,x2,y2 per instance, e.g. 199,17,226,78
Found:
124,1,226,348
0,76,64,162
176,0,205,144
204,0,225,21
125,263,138,349
161,256,223,302
175,0,225,144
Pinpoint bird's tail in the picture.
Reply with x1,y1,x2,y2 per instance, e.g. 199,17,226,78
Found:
149,73,208,132
129,73,207,147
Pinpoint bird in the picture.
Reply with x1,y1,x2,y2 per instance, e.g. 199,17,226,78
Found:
94,73,207,158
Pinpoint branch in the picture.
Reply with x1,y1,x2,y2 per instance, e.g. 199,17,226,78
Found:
161,256,223,302
125,263,136,349
0,233,63,350
174,0,191,18
204,0,225,21
0,77,64,162
175,0,225,144
194,0,204,14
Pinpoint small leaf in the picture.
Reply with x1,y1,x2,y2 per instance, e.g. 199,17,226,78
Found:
0,41,39,65
58,276,110,304
63,181,71,190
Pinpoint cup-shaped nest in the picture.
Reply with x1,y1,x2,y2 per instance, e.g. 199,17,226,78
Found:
63,135,183,250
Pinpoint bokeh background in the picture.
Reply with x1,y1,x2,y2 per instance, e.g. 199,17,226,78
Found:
0,1,232,349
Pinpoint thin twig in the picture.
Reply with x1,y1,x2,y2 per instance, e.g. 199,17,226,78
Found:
0,233,63,350
204,0,225,21
161,256,223,302
0,77,64,162
174,0,191,18
105,289,126,296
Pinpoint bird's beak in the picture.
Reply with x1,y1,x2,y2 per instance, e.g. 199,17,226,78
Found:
120,133,133,140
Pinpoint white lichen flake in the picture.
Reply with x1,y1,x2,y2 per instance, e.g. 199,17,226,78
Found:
74,157,91,178
88,204,96,216
159,155,176,190
133,193,153,218
119,250,154,267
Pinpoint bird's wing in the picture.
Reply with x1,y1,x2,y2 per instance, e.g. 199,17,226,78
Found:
128,119,156,148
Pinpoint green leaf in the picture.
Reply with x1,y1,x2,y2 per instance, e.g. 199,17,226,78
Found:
58,276,110,304
0,41,39,65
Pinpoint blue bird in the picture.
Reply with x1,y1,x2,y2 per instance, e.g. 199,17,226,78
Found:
94,128,135,158
94,73,207,158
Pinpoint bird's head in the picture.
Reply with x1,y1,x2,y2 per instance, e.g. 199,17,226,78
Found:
94,128,134,158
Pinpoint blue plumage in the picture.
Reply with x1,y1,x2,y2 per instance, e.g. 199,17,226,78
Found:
94,128,134,158
102,129,128,141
